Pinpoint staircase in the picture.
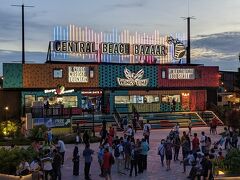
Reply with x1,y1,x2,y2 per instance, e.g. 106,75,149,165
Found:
198,111,224,126
71,114,117,132
138,112,207,129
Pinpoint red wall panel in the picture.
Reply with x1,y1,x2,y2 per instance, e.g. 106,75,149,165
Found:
158,66,219,88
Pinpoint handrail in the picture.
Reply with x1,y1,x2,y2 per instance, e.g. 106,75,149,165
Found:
113,107,123,130
132,105,142,129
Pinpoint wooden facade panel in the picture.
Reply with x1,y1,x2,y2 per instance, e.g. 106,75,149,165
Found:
23,64,99,88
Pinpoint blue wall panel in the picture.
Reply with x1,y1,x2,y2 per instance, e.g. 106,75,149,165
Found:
99,64,158,88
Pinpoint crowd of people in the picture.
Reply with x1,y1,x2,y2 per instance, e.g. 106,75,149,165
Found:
156,123,239,180
14,117,239,180
16,137,66,180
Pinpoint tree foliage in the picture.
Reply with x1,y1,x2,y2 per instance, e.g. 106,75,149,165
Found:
226,110,240,129
0,146,37,175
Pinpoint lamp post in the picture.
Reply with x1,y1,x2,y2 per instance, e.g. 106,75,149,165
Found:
4,106,9,136
92,104,95,137
4,106,9,121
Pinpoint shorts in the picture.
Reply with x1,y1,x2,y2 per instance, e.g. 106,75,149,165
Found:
103,168,111,176
166,154,172,160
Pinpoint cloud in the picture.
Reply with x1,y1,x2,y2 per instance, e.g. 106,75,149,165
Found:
191,32,240,69
0,10,51,48
110,0,146,9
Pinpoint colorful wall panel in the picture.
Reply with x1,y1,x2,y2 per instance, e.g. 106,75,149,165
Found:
158,66,219,88
23,64,99,88
99,64,158,88
3,63,23,88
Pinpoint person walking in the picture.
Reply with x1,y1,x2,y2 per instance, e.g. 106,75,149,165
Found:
192,133,200,153
72,146,80,176
52,149,62,180
114,140,124,174
200,131,207,153
141,138,150,171
129,143,138,177
143,120,151,144
83,143,94,180
41,149,53,180
158,139,165,167
136,139,143,174
56,138,66,165
188,120,192,136
173,135,181,161
98,145,105,177
164,137,173,171
102,147,113,180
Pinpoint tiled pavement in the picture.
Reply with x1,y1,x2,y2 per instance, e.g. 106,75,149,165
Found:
61,127,225,180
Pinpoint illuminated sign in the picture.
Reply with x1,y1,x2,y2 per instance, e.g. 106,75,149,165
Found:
68,66,89,83
52,25,186,63
82,90,102,94
53,41,167,56
117,68,149,86
166,36,186,59
54,41,96,54
44,85,74,94
168,68,195,79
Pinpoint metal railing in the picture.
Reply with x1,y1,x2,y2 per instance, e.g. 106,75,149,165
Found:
24,106,82,118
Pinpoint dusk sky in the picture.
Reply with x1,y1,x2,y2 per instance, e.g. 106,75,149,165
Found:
1,0,240,75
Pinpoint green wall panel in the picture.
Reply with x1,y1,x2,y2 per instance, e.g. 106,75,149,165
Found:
3,63,23,88
99,64,158,88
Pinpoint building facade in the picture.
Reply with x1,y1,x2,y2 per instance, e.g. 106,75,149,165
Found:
2,62,219,119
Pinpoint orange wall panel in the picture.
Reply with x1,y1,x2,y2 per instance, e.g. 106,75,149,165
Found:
23,64,99,88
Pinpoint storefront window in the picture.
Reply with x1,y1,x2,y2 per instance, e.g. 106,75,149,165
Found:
24,95,35,107
62,96,78,107
144,95,159,103
115,96,130,104
161,95,181,103
115,95,159,104
130,95,144,103
37,96,78,108
53,69,63,78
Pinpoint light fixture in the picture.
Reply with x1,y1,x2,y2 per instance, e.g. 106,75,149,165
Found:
4,106,9,111
89,67,94,78
218,170,224,175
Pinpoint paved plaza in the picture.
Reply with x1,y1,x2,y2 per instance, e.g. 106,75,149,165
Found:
61,126,225,180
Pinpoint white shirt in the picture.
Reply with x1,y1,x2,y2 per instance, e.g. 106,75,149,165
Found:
30,161,40,171
126,127,133,136
200,135,206,146
58,140,66,152
117,144,124,160
143,123,151,133
158,144,165,155
41,157,53,171
17,162,30,175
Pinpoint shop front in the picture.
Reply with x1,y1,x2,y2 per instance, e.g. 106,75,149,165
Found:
3,62,219,117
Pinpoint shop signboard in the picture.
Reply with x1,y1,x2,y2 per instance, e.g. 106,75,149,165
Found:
68,66,89,83
168,68,195,80
50,25,186,63
33,118,71,128
117,68,149,87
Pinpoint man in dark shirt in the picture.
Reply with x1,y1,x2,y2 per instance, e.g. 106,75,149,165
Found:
201,153,214,180
52,149,62,180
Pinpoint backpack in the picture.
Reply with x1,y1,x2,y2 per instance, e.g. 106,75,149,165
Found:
114,145,120,158
110,154,115,165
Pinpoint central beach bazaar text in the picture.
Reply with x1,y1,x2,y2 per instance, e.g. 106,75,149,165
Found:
53,41,167,56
